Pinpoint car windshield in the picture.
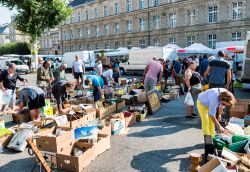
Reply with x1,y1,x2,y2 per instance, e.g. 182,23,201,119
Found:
11,60,24,65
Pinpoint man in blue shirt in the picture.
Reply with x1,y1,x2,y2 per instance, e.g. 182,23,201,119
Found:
84,75,104,102
199,55,209,78
204,51,231,89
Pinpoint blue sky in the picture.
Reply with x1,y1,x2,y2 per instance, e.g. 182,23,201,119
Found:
0,6,17,24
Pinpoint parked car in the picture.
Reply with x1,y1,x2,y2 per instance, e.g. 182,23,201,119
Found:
0,57,29,74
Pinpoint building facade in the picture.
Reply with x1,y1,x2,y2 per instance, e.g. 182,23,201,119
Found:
60,0,250,53
39,29,62,55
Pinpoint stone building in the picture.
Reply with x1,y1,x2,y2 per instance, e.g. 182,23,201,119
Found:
39,28,62,55
59,0,250,53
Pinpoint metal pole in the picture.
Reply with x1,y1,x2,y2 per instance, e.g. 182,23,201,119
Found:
147,0,150,46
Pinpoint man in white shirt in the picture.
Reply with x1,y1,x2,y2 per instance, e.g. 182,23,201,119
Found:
101,66,115,85
72,55,85,86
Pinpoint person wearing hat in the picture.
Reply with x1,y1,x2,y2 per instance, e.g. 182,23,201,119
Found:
84,75,104,102
52,80,75,114
204,51,231,89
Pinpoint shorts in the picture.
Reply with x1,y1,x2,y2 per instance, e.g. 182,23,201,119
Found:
144,76,157,92
28,94,46,110
74,72,83,80
209,83,225,89
93,87,101,102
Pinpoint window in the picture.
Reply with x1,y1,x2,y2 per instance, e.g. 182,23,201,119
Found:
139,0,144,10
153,16,160,30
169,13,176,28
71,45,74,51
78,12,81,22
94,8,99,19
104,25,109,36
153,38,160,46
153,0,160,6
86,27,90,37
139,40,146,48
104,6,109,17
95,43,99,50
126,20,132,33
70,30,74,39
63,31,67,40
87,44,90,50
139,18,145,31
115,42,120,49
208,6,218,23
233,2,242,19
114,3,119,15
208,34,216,49
232,32,241,41
115,22,120,34
86,11,89,21
105,41,110,49
187,10,195,25
127,0,132,12
187,36,195,46
169,37,176,44
78,28,81,38
168,0,176,3
70,16,74,24
95,26,99,37
127,41,132,49
79,45,82,51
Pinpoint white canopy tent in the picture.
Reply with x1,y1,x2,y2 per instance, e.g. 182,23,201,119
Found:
215,46,244,53
104,47,129,57
178,43,214,54
163,44,182,50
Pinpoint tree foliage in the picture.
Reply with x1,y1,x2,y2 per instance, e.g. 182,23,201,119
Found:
0,42,30,55
0,0,72,43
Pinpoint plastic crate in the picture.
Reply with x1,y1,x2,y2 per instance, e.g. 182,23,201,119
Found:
232,135,250,143
213,136,227,150
227,139,248,153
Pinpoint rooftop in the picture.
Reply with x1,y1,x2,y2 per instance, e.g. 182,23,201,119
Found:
69,0,95,7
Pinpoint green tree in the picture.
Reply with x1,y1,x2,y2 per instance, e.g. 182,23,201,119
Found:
0,42,31,55
0,0,72,44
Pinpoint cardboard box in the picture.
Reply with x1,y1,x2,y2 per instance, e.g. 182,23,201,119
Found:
62,118,85,129
99,124,111,136
108,103,117,114
111,118,125,135
116,100,126,111
83,109,96,125
57,142,95,172
37,151,57,168
199,157,227,172
96,107,109,119
36,127,74,154
230,105,248,119
0,134,13,148
124,112,136,128
78,134,110,157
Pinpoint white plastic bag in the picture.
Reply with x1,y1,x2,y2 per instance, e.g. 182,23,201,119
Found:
184,92,194,106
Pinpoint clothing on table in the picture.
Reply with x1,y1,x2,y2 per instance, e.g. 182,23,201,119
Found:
146,61,163,80
208,58,230,85
144,76,157,92
53,68,66,83
52,80,68,108
19,86,45,110
0,70,25,90
198,88,226,117
72,60,84,73
197,100,215,137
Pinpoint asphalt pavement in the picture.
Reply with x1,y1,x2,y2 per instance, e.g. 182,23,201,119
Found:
0,73,249,172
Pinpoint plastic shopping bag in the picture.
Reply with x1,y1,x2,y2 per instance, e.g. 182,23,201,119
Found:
184,92,194,106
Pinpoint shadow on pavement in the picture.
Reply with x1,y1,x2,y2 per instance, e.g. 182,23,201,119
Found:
131,144,203,172
128,116,201,138
0,157,36,172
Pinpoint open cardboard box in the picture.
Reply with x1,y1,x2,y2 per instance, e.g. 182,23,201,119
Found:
124,112,137,128
230,99,250,119
77,134,111,157
36,127,74,154
199,157,228,172
57,142,95,172
99,123,111,136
